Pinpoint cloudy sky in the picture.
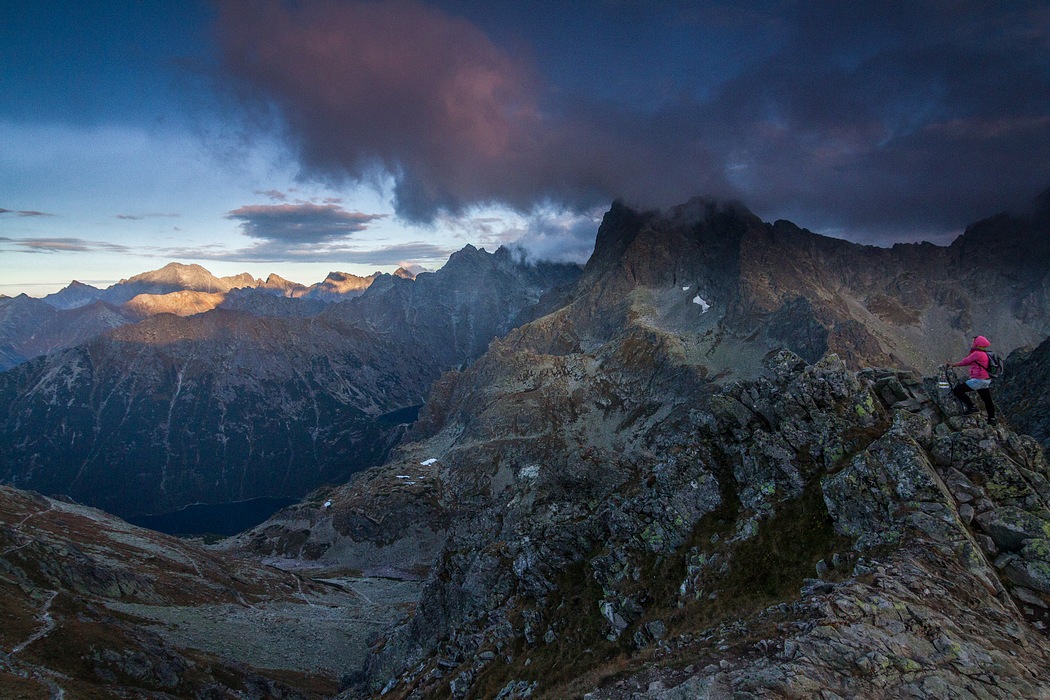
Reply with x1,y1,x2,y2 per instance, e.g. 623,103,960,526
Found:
2,1,1048,296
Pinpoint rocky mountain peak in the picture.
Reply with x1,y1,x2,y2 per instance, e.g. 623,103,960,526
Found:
220,271,262,289
558,195,1050,375
440,243,490,273
120,262,230,292
42,280,104,310
304,270,380,300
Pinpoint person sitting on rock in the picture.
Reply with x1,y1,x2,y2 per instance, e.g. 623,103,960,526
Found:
948,335,997,421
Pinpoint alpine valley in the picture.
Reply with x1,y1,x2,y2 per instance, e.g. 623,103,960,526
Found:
2,192,1050,699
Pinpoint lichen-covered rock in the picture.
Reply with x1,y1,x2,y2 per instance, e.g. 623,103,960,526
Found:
1003,538,1050,593
361,348,1050,699
975,506,1050,551
822,414,948,550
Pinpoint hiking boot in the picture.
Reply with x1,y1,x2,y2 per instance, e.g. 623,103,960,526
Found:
962,406,978,415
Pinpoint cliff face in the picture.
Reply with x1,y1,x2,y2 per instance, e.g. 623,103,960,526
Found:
569,197,1049,374
999,335,1050,447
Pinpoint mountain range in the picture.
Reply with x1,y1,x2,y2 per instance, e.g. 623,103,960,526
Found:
0,246,579,519
0,263,422,372
1,191,1049,698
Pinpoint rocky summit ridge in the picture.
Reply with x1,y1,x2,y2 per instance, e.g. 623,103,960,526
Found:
3,263,383,372
229,350,1050,699
226,197,1050,698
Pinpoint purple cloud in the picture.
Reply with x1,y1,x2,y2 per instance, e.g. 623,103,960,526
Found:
215,1,1050,242
216,0,730,222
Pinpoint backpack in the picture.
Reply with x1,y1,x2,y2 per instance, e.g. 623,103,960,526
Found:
982,351,1005,379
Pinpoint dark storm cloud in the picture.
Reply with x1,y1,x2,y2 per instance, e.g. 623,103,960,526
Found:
226,203,385,243
215,0,730,221
702,1,1050,241
216,0,1050,242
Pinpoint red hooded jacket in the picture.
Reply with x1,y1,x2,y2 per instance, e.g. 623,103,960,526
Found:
954,335,992,380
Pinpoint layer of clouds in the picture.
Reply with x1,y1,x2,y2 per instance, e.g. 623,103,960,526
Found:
0,236,131,253
0,208,53,217
164,240,452,266
226,202,385,243
115,212,180,220
216,1,1050,243
511,213,602,265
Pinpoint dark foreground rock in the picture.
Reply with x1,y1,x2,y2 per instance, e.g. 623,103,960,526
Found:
310,352,1050,699
230,196,1050,699
999,335,1050,448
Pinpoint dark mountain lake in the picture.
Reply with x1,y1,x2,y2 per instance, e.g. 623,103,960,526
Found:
127,497,298,537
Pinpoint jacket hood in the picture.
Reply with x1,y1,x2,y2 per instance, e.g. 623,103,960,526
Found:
972,335,991,349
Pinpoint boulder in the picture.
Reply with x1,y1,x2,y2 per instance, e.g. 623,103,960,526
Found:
975,507,1050,552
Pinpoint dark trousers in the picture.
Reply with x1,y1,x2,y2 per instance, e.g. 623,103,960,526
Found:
952,382,996,420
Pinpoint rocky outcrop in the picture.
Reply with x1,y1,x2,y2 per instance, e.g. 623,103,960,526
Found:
999,335,1050,447
262,195,1050,698
574,367,1050,700
337,351,1050,699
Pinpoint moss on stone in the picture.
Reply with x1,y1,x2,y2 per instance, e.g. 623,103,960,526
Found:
855,394,876,417
1023,538,1050,562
